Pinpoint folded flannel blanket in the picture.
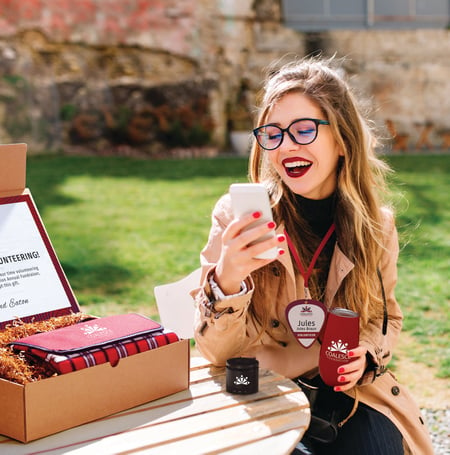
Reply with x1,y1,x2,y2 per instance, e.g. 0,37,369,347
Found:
9,313,179,374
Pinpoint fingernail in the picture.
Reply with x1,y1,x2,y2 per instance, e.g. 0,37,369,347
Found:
348,351,355,357
277,234,286,242
338,376,347,383
338,367,345,374
334,386,341,392
278,249,285,255
252,211,261,219
267,221,276,229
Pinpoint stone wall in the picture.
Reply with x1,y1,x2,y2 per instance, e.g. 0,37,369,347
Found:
0,0,448,155
328,29,450,151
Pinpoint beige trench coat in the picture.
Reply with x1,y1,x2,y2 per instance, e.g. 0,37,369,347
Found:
192,194,433,455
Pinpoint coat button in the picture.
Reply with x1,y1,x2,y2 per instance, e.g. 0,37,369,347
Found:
271,319,280,328
391,386,400,396
271,266,281,277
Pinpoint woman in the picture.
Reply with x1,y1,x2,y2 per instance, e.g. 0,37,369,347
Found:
192,57,433,454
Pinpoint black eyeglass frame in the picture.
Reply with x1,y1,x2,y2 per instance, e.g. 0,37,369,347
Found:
252,117,330,151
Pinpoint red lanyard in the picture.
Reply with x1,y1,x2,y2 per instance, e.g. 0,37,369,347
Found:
284,223,335,299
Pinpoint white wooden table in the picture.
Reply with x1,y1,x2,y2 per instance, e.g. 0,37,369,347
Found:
0,357,310,455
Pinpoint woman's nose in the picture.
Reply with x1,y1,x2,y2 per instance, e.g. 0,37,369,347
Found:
279,131,298,150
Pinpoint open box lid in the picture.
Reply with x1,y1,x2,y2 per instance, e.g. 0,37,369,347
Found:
0,144,79,329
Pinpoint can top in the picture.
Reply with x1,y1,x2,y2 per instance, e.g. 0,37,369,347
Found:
330,308,359,318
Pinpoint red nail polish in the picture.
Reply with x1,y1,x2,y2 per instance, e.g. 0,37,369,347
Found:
338,367,345,374
252,211,261,219
338,376,346,383
267,221,276,229
278,235,286,242
348,351,355,357
278,249,285,255
334,386,341,392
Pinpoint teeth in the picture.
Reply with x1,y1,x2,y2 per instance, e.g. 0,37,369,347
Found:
285,161,311,168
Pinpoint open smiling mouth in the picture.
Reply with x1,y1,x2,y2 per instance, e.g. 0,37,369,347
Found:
283,159,312,178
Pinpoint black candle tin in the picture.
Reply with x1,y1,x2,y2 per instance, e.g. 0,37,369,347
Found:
226,357,259,394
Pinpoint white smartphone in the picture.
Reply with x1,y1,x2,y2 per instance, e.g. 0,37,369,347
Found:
229,183,278,259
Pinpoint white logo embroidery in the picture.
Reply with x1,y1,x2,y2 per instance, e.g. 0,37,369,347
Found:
81,324,107,336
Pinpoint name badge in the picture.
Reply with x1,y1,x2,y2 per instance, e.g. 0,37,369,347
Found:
285,299,326,348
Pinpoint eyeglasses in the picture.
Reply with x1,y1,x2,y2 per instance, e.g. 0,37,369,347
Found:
253,118,330,151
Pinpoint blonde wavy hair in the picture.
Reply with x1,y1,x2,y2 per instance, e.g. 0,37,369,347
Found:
249,56,392,326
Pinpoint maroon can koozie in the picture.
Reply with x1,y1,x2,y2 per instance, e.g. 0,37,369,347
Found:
319,308,359,387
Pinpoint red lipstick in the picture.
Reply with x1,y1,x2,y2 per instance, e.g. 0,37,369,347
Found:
282,157,312,178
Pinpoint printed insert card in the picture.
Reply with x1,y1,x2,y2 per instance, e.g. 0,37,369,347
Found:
0,194,79,329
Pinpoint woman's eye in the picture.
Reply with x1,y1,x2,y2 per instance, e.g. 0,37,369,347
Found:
269,132,282,140
297,128,315,136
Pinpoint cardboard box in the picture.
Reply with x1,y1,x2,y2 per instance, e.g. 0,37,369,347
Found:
0,144,190,442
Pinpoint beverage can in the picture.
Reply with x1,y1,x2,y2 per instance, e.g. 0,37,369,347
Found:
319,308,359,387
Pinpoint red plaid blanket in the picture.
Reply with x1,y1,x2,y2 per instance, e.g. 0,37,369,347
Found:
9,313,179,374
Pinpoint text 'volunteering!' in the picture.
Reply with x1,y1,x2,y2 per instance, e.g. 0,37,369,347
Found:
0,251,40,265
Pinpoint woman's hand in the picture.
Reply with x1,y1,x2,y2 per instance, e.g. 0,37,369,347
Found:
214,211,285,295
334,345,368,392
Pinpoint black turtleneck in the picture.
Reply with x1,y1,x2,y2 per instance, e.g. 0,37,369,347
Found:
294,193,336,238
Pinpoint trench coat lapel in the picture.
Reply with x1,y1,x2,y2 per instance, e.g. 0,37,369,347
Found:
325,243,354,306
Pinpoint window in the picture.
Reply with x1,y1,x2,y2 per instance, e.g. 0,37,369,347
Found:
282,0,450,30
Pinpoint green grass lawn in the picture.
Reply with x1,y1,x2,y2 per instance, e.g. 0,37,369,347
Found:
385,155,449,378
26,155,247,316
25,153,449,378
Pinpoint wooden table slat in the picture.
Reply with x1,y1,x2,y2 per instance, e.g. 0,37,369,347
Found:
219,429,304,455
121,408,309,455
